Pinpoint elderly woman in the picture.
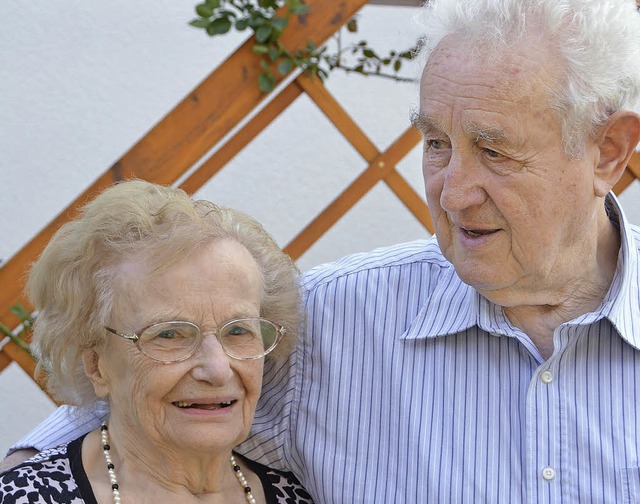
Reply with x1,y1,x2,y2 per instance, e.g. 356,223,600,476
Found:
0,180,313,503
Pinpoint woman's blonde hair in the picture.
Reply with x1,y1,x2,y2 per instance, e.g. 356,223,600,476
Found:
27,180,301,405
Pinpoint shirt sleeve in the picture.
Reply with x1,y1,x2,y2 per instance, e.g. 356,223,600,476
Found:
234,348,298,472
6,402,109,455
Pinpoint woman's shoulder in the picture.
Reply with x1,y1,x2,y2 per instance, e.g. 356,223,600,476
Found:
239,453,315,504
0,437,88,503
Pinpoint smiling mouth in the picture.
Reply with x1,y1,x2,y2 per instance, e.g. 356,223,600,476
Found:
463,228,499,237
173,400,237,410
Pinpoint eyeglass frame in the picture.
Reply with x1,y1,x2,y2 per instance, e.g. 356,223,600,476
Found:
104,317,286,363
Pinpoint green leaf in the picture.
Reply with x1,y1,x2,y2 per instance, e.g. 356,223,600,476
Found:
209,16,232,34
253,43,270,55
205,0,221,7
291,4,309,15
248,14,267,28
346,18,358,32
0,320,13,338
235,18,249,31
10,303,31,321
255,25,272,43
394,59,402,72
196,3,214,17
268,46,279,61
189,18,211,28
271,16,288,32
258,72,276,92
277,59,293,75
363,49,375,58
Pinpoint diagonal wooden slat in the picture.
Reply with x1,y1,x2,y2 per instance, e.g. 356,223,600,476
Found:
384,169,434,233
180,81,304,194
0,0,370,331
1,0,639,385
297,75,431,233
296,74,380,161
0,0,371,375
284,126,422,259
0,340,59,404
613,167,636,195
628,151,640,179
2,340,37,382
0,347,10,370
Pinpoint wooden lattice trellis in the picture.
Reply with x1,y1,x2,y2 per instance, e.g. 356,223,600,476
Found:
1,0,639,392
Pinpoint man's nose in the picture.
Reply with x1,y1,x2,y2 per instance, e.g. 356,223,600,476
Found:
439,152,487,213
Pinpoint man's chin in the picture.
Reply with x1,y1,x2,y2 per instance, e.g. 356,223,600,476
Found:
453,263,512,295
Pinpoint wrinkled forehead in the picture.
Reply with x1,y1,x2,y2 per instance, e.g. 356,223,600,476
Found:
107,238,262,302
108,239,264,323
420,32,563,106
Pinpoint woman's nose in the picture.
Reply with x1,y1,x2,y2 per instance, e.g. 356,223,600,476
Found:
189,333,234,385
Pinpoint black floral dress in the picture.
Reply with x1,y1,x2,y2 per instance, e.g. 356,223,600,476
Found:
0,436,314,503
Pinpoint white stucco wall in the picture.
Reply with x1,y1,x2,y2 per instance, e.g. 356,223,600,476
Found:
1,1,639,456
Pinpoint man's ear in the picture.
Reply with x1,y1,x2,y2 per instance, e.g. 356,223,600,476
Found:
594,111,640,197
82,349,110,398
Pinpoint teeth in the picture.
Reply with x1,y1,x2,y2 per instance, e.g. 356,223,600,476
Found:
174,400,233,408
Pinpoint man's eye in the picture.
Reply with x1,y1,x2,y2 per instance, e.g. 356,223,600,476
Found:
426,139,446,149
484,148,502,158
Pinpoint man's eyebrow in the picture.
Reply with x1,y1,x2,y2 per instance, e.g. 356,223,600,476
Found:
410,111,443,134
465,122,509,144
410,113,519,147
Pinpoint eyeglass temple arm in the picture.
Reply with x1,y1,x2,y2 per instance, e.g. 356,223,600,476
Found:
104,326,139,343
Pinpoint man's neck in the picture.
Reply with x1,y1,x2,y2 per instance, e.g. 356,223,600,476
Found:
499,215,621,360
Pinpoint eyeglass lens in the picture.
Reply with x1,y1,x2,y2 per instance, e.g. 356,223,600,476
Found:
138,319,279,361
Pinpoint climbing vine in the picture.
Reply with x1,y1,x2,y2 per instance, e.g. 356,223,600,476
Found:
190,0,419,92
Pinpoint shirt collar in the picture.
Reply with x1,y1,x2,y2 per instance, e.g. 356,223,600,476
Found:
400,193,640,346
400,264,478,340
578,193,640,349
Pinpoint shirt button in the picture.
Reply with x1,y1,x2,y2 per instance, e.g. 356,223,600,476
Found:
542,467,556,481
540,371,554,384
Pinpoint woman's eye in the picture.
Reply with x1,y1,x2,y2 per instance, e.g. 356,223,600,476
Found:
157,330,178,340
226,325,249,336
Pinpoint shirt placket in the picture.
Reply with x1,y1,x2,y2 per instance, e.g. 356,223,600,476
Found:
526,329,565,504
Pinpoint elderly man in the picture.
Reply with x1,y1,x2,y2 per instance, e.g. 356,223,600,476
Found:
4,0,640,502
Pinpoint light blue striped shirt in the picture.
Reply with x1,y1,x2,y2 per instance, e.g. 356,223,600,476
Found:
13,195,640,503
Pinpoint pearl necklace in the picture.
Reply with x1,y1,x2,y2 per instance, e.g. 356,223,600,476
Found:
100,422,256,503
100,423,121,504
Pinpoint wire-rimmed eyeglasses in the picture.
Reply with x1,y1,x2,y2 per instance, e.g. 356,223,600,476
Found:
104,318,285,363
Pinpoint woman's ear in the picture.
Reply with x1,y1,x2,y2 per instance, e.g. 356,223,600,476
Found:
82,349,110,398
594,111,640,197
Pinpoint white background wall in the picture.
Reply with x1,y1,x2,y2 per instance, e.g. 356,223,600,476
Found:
1,1,639,456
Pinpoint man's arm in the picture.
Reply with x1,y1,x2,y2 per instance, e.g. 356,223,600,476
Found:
0,449,38,472
1,402,109,471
